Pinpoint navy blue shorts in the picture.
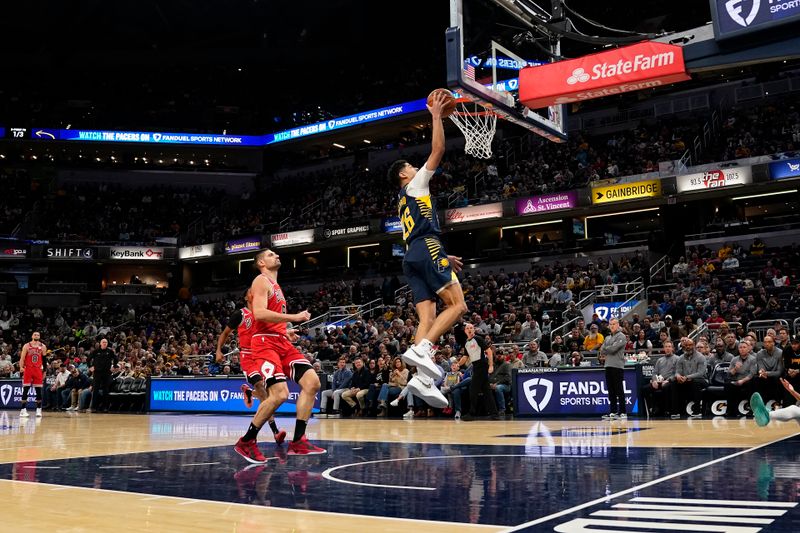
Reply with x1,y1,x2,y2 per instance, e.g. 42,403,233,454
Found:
402,236,458,304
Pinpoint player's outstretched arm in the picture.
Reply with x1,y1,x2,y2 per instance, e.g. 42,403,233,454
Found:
424,91,447,172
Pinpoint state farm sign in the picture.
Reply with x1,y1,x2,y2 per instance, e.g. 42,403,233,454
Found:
676,166,753,193
519,41,690,109
445,202,503,225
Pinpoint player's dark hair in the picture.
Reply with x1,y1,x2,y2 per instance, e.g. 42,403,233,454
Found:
253,249,269,269
387,160,408,185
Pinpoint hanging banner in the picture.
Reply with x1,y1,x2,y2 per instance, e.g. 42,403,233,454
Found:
109,247,165,260
321,224,370,240
178,244,215,260
445,202,503,225
45,247,96,260
591,180,662,204
270,229,315,248
224,236,261,255
519,41,690,108
382,217,403,234
769,158,800,180
515,191,578,215
676,167,752,193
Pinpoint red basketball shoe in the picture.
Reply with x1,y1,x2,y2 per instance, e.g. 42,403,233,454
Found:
287,436,326,455
273,429,287,445
234,438,267,463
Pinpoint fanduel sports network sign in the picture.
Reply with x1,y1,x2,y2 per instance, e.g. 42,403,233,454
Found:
591,180,661,204
769,158,800,180
592,301,639,321
32,128,264,146
178,244,215,260
109,247,164,260
519,41,690,109
514,367,641,416
515,191,578,215
322,224,370,240
224,236,261,255
0,380,37,409
270,229,314,248
711,0,800,40
445,202,503,225
45,247,95,260
676,166,753,193
148,377,319,415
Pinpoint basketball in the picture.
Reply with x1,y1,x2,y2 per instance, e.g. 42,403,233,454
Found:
427,88,457,118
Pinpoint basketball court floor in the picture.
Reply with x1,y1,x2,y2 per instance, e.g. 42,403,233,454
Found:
1,412,798,532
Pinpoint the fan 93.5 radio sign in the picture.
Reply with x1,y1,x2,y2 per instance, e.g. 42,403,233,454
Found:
676,166,752,194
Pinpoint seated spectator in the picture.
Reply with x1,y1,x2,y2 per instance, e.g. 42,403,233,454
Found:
582,324,604,352
754,335,784,405
643,340,678,417
568,351,584,367
320,357,352,417
341,357,371,416
489,350,512,415
670,338,708,419
64,367,90,411
725,340,757,418
376,357,408,416
523,340,548,367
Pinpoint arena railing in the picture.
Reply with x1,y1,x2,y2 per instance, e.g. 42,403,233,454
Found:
649,255,671,281
745,319,790,341
689,323,708,343
612,284,646,322
644,282,677,307
549,315,582,344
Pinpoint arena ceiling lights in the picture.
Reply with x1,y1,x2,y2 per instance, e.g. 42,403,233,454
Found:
731,189,798,201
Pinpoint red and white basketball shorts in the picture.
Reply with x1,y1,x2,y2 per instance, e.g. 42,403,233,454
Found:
246,334,310,386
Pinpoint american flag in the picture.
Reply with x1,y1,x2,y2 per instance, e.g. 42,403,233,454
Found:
464,64,476,81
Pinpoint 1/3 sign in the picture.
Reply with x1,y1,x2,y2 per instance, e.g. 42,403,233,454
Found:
9,127,27,139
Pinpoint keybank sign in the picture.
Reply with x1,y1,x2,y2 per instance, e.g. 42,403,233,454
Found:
515,368,640,416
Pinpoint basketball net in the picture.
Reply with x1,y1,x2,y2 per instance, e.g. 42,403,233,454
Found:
449,101,497,159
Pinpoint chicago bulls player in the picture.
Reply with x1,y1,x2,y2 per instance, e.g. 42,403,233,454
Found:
216,288,286,445
19,331,45,417
233,249,325,462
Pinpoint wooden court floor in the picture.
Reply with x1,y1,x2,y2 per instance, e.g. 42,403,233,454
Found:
1,411,798,532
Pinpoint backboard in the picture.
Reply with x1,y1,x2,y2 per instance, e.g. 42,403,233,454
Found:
446,0,567,143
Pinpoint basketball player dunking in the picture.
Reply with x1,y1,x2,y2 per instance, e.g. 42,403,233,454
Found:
217,288,286,445
234,249,325,463
387,91,465,407
19,331,46,417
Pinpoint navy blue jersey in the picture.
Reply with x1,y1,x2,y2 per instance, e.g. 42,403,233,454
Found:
398,167,440,245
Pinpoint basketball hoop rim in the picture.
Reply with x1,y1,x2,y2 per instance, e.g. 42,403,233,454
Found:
450,110,498,117
450,98,500,118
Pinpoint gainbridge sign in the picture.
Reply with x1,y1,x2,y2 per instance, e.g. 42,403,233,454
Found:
519,41,690,109
591,180,662,205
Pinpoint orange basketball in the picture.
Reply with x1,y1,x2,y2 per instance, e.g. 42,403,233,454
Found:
427,88,457,118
